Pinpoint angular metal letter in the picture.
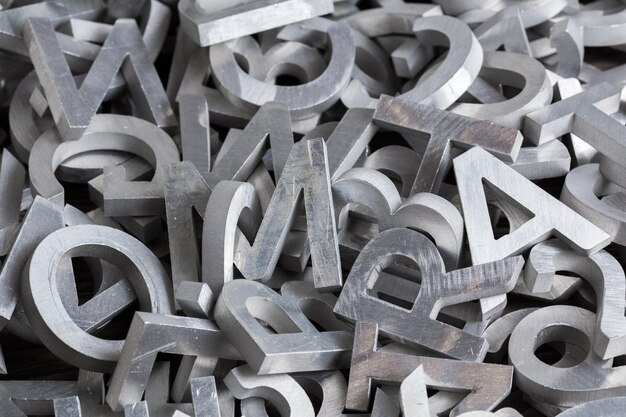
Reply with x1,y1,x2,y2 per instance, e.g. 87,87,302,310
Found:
107,312,240,411
346,323,513,416
334,228,523,361
454,147,611,265
25,18,176,140
214,279,352,374
204,138,342,292
374,95,522,194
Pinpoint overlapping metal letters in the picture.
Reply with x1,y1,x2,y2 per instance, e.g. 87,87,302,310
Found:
0,0,625,416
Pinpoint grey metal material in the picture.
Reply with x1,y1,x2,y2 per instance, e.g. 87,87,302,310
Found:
482,307,540,356
106,0,144,19
335,228,523,361
556,398,626,417
214,279,352,374
210,20,354,119
178,359,235,416
454,147,611,265
573,7,626,47
285,108,376,270
0,150,25,256
240,398,269,417
0,0,104,56
57,149,134,185
203,138,341,293
4,2,626,415
190,376,221,417
363,145,420,198
524,83,626,175
29,114,179,216
165,101,294,297
324,108,377,182
451,51,552,129
174,44,323,134
10,70,56,163
508,140,571,181
0,196,64,330
225,365,315,417
293,371,368,417
56,210,136,334
508,0,568,27
0,380,78,417
346,322,514,416
166,26,199,103
346,4,441,37
473,7,530,55
106,312,240,411
281,280,351,332
598,153,626,190
54,396,83,417
172,355,219,404
341,78,377,110
464,76,507,104
351,29,400,96
179,0,334,47
145,363,211,416
124,402,149,417
371,388,400,417
431,0,494,15
25,18,176,140
137,0,171,62
389,38,433,80
164,162,211,299
400,15,482,109
374,94,522,195
549,18,584,78
86,156,163,242
581,62,626,91
22,225,174,372
53,0,169,64
451,0,564,28
460,140,587,316
230,19,327,83
278,17,395,100
399,366,430,417
554,79,598,168
332,167,464,271
511,270,581,303
179,93,211,183
28,128,67,205
456,410,523,417
524,239,626,359
561,163,626,246
72,370,115,417
201,180,260,293
206,101,293,187
509,305,626,407
175,281,214,319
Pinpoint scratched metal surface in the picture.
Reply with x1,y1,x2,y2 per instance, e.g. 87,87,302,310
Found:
0,1,626,417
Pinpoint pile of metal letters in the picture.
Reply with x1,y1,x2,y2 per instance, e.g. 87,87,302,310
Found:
0,0,625,416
